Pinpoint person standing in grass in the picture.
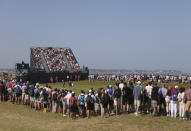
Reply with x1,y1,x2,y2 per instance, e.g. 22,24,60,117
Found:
133,81,142,116
100,89,109,119
86,90,95,118
145,82,153,113
0,81,5,102
170,86,179,118
151,82,159,117
69,92,77,119
128,81,134,112
113,83,121,116
52,88,58,113
78,90,86,117
119,80,124,110
107,85,114,115
34,84,40,110
185,86,191,120
158,83,167,115
178,87,186,120
165,86,172,116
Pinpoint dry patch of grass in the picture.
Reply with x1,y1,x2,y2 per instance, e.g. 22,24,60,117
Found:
0,102,190,131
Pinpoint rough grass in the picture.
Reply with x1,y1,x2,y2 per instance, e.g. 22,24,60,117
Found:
0,80,191,131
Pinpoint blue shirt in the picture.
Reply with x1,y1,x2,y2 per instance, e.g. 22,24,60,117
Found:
134,86,142,100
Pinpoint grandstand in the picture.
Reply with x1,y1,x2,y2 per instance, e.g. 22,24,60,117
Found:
30,47,80,73
16,47,89,83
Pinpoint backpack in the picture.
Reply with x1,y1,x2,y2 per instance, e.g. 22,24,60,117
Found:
15,85,21,94
159,88,164,98
53,93,58,101
86,95,94,105
29,87,34,96
79,95,85,105
70,97,75,106
34,89,40,98
25,86,29,94
172,90,178,101
114,88,121,98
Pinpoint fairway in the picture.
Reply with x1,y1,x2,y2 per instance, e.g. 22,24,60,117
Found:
0,80,191,131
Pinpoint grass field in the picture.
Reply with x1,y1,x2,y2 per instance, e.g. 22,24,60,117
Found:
0,80,191,131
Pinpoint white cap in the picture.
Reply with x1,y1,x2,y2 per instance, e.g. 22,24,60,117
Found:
137,81,141,85
175,85,179,89
89,90,92,93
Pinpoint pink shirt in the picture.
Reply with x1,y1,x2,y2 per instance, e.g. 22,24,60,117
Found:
185,89,191,101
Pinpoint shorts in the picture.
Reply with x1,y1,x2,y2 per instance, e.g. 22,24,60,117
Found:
30,96,35,102
134,99,141,107
114,98,120,106
128,96,134,105
25,95,29,100
70,105,77,112
79,104,86,110
165,96,170,103
16,93,21,97
152,100,158,107
35,98,39,103
59,101,63,108
63,102,68,110
122,96,128,105
0,92,4,96
87,104,94,110
109,99,113,106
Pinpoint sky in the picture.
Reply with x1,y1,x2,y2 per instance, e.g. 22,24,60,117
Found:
0,0,191,72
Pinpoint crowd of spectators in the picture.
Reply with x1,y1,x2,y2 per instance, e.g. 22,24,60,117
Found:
64,49,80,71
89,74,191,84
31,48,45,71
31,47,80,72
42,48,66,72
0,79,191,120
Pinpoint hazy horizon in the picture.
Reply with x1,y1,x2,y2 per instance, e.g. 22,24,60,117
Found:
0,0,191,73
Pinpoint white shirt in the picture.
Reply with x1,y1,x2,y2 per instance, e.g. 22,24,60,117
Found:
119,83,124,90
65,93,72,105
145,85,153,97
178,92,185,104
